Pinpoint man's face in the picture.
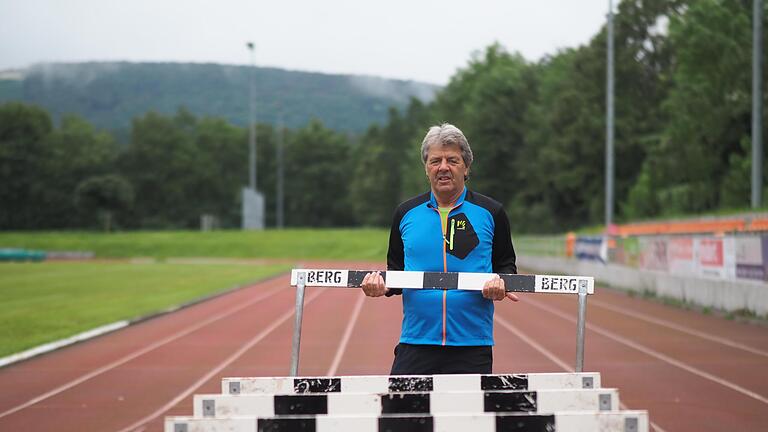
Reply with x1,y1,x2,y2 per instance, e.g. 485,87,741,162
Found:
424,144,468,198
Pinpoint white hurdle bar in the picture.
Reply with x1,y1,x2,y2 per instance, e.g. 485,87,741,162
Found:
166,411,649,432
222,373,601,395
288,269,595,375
192,388,620,417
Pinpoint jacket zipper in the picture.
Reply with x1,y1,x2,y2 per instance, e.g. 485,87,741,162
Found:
432,205,454,346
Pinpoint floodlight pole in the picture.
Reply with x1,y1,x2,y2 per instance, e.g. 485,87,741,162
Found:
752,0,764,208
247,42,257,191
605,0,615,227
277,110,285,228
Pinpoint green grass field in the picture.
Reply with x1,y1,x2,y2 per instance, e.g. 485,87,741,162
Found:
0,261,289,358
0,229,390,260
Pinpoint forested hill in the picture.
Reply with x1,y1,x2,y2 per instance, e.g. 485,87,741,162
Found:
0,62,439,133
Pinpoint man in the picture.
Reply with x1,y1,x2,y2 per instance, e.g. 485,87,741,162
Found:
361,123,518,375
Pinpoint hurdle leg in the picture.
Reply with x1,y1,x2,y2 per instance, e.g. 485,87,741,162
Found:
290,272,306,376
575,284,588,372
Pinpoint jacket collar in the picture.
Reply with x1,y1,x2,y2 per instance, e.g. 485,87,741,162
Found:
428,187,467,209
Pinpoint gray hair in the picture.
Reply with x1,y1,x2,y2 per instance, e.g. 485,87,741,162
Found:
420,123,473,167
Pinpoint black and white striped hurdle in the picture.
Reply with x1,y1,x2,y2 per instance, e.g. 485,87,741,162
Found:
165,372,649,432
288,269,595,376
222,372,600,395
193,388,620,417
289,269,594,294
166,411,649,432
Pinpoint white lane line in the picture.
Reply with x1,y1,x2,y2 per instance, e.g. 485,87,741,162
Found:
589,298,768,358
525,297,768,405
494,315,574,372
495,313,669,432
116,290,324,432
0,283,285,420
326,292,366,376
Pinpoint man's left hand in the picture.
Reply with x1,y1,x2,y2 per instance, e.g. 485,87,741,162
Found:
482,275,519,302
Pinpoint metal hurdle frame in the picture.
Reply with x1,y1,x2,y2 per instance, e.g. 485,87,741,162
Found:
289,272,307,376
289,270,592,376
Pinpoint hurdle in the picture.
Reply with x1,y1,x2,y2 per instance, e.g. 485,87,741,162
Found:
221,372,601,395
161,266,654,432
166,411,649,432
193,388,620,417
288,269,595,375
165,370,650,432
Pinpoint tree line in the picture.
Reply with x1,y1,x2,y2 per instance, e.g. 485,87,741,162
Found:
0,103,359,230
1,0,766,232
352,0,768,232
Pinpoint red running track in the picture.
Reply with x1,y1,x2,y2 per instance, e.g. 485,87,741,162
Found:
1,262,767,432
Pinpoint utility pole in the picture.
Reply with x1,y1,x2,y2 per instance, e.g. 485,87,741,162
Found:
247,42,257,191
242,41,264,230
752,0,764,208
277,110,285,228
605,0,615,227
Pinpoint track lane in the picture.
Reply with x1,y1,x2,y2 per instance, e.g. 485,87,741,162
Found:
533,289,768,401
327,292,366,376
589,297,768,357
331,291,403,375
588,288,768,353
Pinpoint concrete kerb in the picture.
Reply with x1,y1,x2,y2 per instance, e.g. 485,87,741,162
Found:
518,256,768,317
0,270,291,369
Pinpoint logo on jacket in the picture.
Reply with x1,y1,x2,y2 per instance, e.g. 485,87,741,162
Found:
446,213,478,259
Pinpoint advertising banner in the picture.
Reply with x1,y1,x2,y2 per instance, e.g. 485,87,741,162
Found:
668,237,696,275
575,236,606,263
697,236,727,278
735,235,765,281
639,236,668,271
724,236,736,279
763,235,768,282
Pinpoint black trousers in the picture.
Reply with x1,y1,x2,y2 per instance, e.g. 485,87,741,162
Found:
390,343,493,375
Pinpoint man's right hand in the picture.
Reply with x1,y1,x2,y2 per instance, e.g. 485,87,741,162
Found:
361,271,388,297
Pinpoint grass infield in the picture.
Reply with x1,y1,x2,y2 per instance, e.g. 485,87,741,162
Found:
0,229,390,260
0,261,290,358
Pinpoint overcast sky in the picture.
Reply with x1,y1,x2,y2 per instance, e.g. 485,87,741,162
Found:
0,0,610,85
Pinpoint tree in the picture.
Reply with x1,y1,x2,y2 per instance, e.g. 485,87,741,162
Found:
350,100,434,226
74,175,134,231
435,44,537,211
641,0,767,214
0,102,53,229
39,114,117,227
283,120,354,226
190,117,250,227
118,108,199,228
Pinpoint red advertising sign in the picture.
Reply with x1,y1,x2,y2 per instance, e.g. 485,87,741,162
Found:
699,238,723,267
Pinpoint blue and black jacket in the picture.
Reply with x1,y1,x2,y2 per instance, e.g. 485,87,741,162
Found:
386,187,517,346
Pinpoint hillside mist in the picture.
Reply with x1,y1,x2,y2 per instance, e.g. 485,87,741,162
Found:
0,62,439,133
